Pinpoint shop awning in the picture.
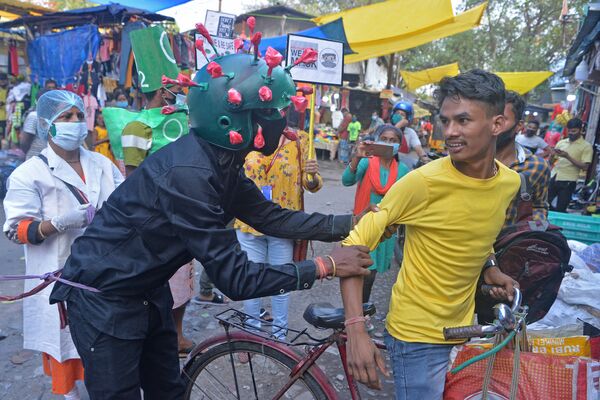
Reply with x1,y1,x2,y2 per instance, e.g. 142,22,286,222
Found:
563,3,600,77
0,4,174,30
399,62,460,91
92,0,192,12
399,62,553,94
313,0,487,64
259,18,354,56
496,71,554,95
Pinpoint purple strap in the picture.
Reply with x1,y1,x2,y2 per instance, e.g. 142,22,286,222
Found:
0,269,100,303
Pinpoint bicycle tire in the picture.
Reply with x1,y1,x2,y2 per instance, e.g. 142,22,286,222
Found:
182,339,329,400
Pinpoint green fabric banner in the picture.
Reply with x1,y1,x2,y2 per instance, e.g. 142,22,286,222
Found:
130,26,179,93
103,107,189,159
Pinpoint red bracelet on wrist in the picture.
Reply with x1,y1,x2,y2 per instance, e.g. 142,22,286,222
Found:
344,316,369,327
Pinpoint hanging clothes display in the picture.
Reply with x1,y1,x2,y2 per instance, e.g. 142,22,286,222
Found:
118,20,146,85
27,24,101,86
8,40,19,76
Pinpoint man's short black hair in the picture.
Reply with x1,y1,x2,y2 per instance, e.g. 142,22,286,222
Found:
528,119,540,128
44,79,57,87
505,90,525,121
435,69,506,116
567,118,583,129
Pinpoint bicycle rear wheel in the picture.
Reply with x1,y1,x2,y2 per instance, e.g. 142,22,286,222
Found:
182,339,329,400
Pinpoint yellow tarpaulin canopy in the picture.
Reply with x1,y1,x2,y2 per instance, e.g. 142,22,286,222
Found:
314,0,487,64
399,63,553,94
413,104,431,118
496,71,555,95
400,62,460,91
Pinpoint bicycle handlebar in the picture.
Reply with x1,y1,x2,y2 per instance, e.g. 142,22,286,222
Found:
443,324,502,340
443,286,523,340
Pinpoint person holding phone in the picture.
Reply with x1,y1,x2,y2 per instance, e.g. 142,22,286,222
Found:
342,124,410,312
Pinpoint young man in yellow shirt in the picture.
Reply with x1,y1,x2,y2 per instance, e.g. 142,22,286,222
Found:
340,70,521,399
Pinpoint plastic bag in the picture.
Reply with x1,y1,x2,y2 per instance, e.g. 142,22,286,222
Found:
578,243,600,273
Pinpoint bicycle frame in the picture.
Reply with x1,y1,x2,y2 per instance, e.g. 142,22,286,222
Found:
183,327,387,400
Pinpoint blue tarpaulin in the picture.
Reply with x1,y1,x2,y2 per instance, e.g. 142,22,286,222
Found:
91,0,191,12
258,19,354,56
27,24,101,86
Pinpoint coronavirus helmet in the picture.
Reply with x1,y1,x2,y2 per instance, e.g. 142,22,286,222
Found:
179,22,317,154
392,101,414,122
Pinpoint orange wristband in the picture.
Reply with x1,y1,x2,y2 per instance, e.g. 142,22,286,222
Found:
16,220,33,244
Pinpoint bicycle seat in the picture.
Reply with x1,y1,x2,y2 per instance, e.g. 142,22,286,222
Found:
303,302,376,330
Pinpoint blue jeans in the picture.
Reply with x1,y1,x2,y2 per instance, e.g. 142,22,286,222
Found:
236,231,293,340
384,331,453,400
339,139,350,163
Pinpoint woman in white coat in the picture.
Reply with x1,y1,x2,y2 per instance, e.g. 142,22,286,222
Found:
3,90,123,400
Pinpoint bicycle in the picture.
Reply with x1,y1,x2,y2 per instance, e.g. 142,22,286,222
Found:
181,302,383,399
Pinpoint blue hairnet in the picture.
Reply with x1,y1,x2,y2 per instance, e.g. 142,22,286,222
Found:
36,90,85,139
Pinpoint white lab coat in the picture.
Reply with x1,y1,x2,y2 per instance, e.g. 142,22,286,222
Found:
3,145,123,362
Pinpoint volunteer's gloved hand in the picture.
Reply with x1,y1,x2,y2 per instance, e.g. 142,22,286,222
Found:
4,225,22,244
51,204,95,232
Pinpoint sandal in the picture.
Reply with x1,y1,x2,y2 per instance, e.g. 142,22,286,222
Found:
260,308,273,322
178,341,196,358
191,293,229,306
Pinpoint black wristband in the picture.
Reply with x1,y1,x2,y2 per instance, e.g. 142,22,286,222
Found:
483,258,498,271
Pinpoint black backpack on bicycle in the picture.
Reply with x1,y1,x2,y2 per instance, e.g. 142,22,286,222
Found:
475,174,572,324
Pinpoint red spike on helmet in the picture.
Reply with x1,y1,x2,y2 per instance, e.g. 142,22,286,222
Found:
283,127,298,141
294,48,318,66
195,23,214,45
247,16,256,35
251,32,262,58
176,73,198,87
234,38,244,53
228,130,244,145
258,86,272,102
254,125,265,149
227,88,242,105
195,38,208,60
161,75,178,86
265,47,283,77
290,96,308,113
207,62,223,78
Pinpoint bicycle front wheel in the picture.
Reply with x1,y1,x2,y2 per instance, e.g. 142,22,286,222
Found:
182,339,329,400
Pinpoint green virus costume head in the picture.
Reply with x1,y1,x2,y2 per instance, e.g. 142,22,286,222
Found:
184,22,317,155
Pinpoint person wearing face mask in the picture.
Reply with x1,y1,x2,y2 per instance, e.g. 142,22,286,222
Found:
515,119,550,156
495,91,550,225
368,111,385,133
342,124,410,314
117,26,197,358
2,90,123,400
548,117,593,212
46,30,373,398
391,101,431,167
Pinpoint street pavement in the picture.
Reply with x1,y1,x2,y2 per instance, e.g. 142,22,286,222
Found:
0,158,398,399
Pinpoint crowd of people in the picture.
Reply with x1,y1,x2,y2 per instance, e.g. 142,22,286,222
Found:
0,24,596,400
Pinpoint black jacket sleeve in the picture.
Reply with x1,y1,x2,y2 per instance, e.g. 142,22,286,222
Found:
156,166,317,301
228,169,353,241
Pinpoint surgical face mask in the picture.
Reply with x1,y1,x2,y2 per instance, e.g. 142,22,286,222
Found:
391,113,403,125
50,122,88,151
115,101,128,108
164,88,186,106
568,133,580,142
376,140,400,157
372,115,377,121
525,128,536,137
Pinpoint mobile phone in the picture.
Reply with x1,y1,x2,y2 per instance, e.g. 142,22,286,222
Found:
364,142,395,158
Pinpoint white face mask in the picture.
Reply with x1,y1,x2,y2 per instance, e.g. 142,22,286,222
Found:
50,122,88,151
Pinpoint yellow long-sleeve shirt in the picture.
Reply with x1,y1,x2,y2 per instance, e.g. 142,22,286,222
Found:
343,157,520,343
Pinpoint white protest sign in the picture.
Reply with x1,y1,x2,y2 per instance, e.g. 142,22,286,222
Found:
195,34,235,70
205,10,236,38
285,34,344,86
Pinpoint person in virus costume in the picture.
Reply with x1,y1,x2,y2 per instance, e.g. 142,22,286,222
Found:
48,23,374,399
